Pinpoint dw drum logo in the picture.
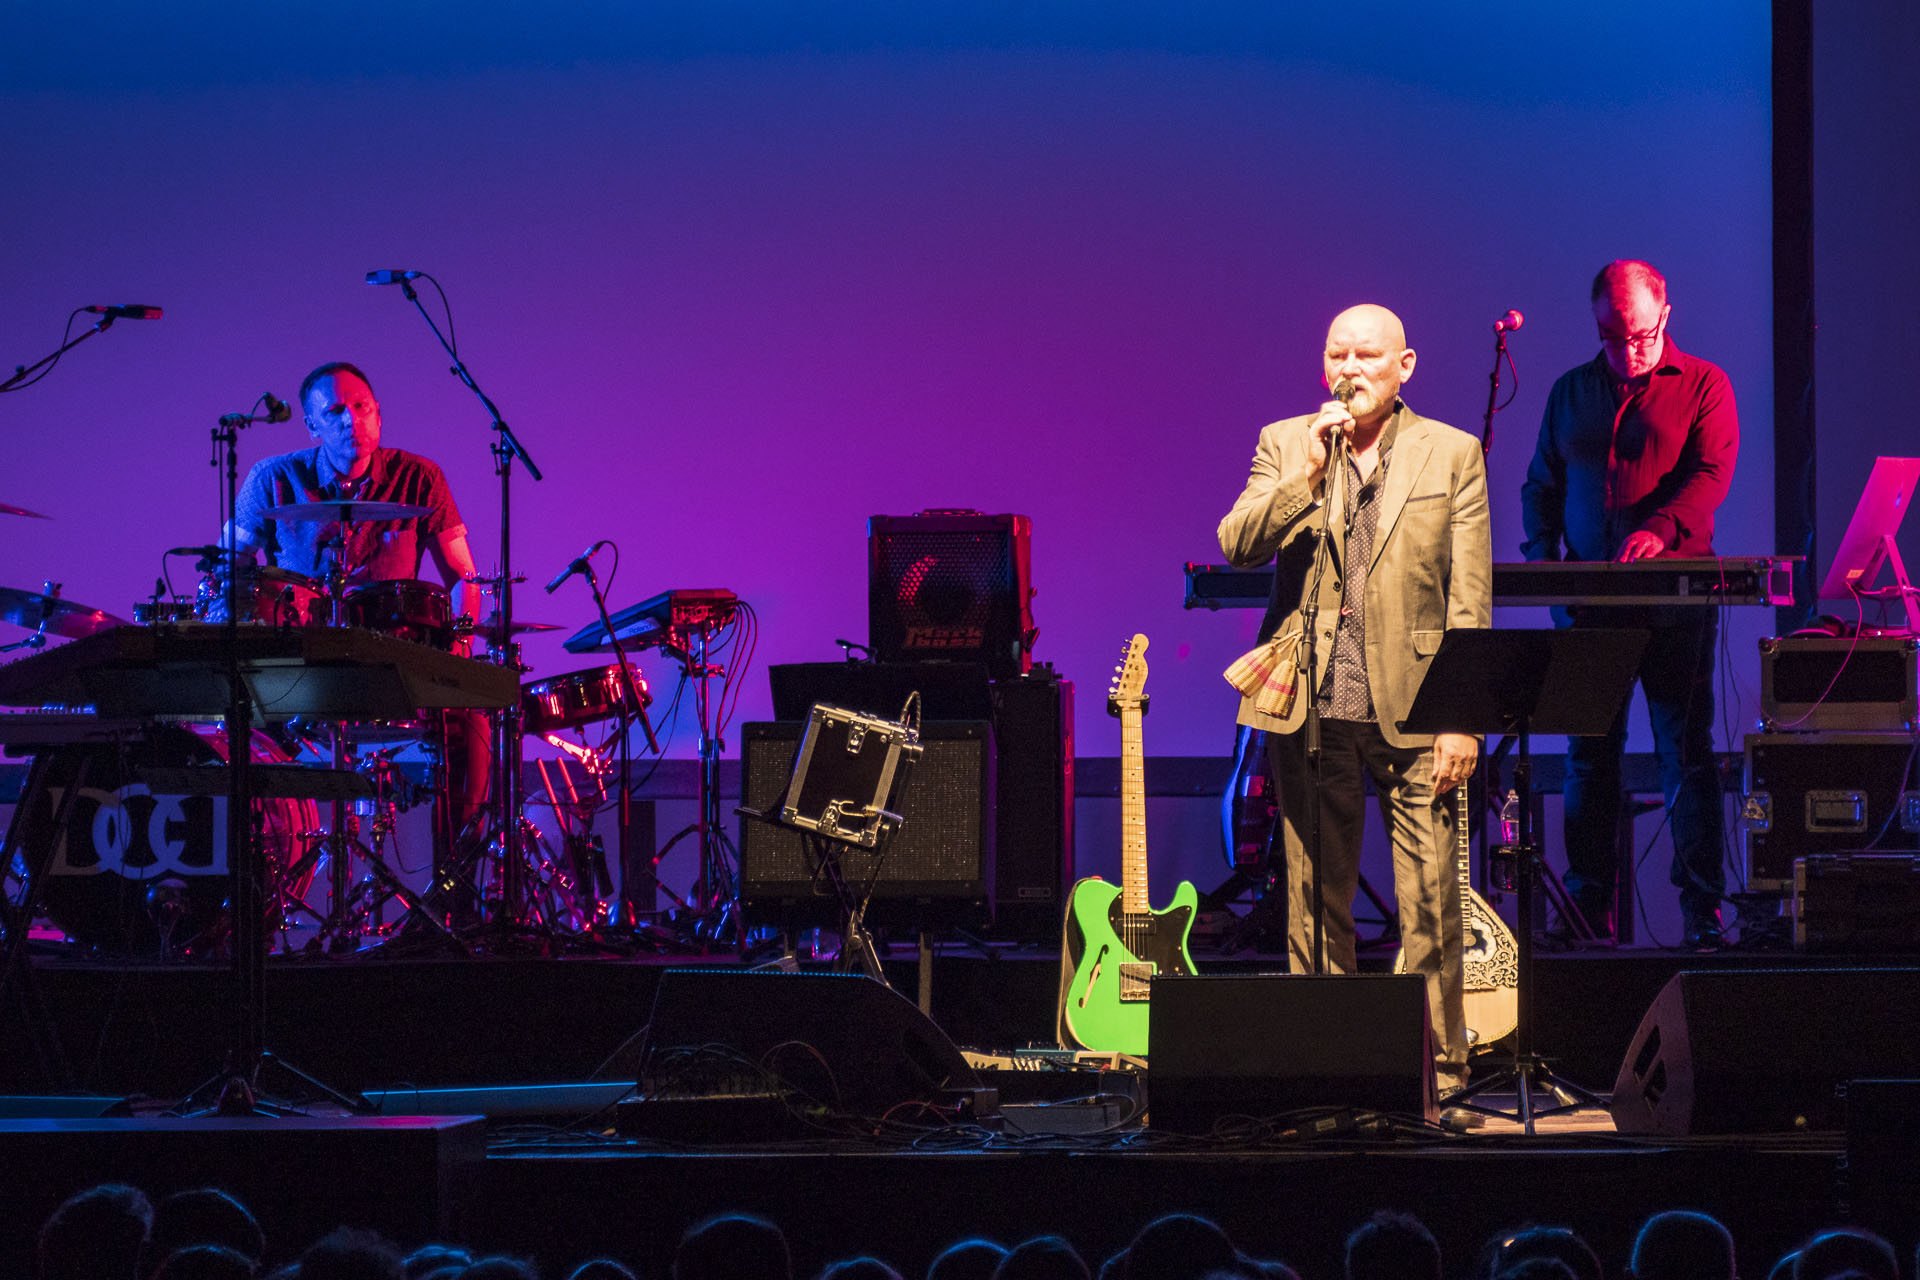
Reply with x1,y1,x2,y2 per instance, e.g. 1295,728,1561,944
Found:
42,782,229,880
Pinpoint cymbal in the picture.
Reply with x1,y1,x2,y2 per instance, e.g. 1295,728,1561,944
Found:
0,502,50,519
479,615,563,635
264,500,430,523
0,586,129,639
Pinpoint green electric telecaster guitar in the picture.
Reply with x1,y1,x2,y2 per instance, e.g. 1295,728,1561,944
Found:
1058,633,1198,1055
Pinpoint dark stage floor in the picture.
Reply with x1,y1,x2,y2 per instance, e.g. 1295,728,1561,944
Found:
4,943,1919,1280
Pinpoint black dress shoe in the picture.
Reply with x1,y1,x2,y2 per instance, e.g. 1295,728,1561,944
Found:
1683,919,1723,950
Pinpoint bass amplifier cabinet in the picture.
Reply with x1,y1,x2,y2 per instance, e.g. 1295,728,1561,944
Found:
1743,732,1920,890
739,720,995,931
983,669,1074,941
869,511,1033,677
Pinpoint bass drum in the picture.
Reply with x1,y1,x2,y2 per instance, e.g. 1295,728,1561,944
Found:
24,725,319,957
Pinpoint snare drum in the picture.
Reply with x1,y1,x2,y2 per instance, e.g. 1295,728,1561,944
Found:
196,565,330,627
25,725,319,956
345,579,452,649
522,665,652,735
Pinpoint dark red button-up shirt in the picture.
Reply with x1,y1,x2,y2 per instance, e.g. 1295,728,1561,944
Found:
1520,334,1739,561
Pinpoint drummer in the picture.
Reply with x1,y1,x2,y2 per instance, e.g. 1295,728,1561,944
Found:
225,361,480,629
224,360,490,865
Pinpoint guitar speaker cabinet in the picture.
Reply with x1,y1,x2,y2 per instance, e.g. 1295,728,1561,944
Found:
760,663,1074,944
738,720,994,931
1610,968,1920,1134
1147,974,1436,1131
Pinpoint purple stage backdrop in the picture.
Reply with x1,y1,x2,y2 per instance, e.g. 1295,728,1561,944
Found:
3,3,1777,761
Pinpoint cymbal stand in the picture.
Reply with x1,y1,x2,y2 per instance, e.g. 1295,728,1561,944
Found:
181,401,366,1116
380,272,545,944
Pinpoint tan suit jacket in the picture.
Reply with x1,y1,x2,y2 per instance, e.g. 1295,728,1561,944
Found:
1217,400,1492,749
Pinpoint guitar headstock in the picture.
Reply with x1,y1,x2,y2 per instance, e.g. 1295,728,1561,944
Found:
1106,633,1150,718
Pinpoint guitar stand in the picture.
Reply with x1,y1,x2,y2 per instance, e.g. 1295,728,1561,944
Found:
1400,627,1648,1134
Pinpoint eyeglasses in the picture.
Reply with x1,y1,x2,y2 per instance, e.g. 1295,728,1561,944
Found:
1598,315,1666,349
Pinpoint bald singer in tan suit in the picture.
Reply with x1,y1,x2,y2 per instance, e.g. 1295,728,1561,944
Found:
1217,304,1492,1098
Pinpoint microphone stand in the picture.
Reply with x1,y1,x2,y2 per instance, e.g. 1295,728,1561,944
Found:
1,312,121,393
1480,324,1514,457
1296,416,1350,977
572,560,661,926
385,275,545,942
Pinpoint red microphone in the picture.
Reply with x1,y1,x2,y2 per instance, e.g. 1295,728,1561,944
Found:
1494,309,1524,333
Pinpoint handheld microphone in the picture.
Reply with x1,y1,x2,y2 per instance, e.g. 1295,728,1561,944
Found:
263,392,292,423
84,305,163,320
1331,378,1357,405
1494,309,1524,333
365,270,421,286
544,541,607,594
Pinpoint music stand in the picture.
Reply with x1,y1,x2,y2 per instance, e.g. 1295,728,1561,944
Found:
1400,626,1647,1133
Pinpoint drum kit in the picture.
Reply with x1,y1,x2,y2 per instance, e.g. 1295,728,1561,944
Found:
0,494,715,961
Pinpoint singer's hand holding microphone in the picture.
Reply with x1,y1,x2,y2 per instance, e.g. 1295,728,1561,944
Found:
1307,377,1359,478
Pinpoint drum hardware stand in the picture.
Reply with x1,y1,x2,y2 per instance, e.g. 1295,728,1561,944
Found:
653,625,739,945
1402,627,1647,1134
452,592,555,946
277,730,465,953
0,751,89,1089
0,581,64,654
379,273,545,948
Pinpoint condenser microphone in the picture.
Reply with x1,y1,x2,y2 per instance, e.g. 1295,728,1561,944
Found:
544,541,607,594
1494,309,1524,333
365,270,422,286
83,304,163,319
263,392,292,423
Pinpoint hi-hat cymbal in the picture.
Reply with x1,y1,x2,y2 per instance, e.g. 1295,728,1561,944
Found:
264,500,430,523
0,502,50,519
0,586,129,639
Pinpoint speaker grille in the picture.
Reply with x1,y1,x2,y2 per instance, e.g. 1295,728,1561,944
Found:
739,721,995,929
868,513,1032,676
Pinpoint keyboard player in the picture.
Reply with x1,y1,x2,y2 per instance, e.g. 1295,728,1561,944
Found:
1519,260,1739,950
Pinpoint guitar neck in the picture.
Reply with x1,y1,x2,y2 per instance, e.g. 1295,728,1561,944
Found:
1120,706,1148,914
1456,787,1471,931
